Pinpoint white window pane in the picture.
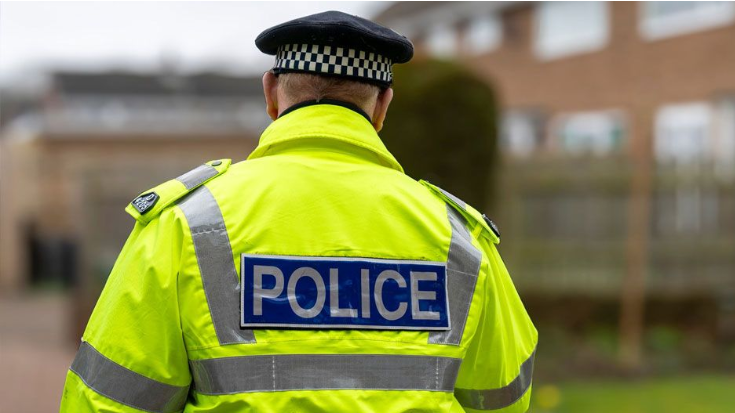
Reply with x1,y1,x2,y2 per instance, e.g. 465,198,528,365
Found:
427,24,457,58
655,102,713,164
641,1,735,40
501,110,544,157
465,14,502,54
552,110,626,156
714,98,735,177
535,1,609,60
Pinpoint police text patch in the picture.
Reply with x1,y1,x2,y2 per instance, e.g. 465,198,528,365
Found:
241,255,449,330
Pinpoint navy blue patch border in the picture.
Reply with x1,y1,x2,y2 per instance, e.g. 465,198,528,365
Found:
240,254,451,331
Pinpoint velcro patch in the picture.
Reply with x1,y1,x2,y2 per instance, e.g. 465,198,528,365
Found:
241,255,449,331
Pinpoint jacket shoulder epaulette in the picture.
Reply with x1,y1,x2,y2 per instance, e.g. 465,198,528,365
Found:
125,159,232,225
420,180,500,244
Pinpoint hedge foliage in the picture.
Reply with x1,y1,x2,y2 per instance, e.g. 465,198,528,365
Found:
381,58,498,209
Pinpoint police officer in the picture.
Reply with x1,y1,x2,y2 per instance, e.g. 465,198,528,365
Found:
60,11,537,413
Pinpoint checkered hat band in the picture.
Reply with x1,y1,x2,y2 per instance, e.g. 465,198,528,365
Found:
274,44,393,83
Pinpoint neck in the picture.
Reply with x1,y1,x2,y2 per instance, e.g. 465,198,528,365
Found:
278,99,373,123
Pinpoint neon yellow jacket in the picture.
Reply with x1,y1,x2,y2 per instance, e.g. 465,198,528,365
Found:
60,103,537,413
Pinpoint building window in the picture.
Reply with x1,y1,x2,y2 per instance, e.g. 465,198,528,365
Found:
464,14,502,54
640,1,735,40
426,24,458,58
534,1,609,60
501,110,545,157
654,102,717,235
655,102,714,165
551,110,626,156
653,188,723,235
714,98,735,177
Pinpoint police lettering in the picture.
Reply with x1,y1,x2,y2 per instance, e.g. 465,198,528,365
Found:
252,265,440,321
242,255,449,330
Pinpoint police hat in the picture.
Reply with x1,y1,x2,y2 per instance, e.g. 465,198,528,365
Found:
256,10,414,87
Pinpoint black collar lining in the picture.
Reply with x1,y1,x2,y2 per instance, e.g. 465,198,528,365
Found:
278,99,372,123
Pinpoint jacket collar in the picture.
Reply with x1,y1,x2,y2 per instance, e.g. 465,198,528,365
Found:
278,99,372,123
248,102,404,173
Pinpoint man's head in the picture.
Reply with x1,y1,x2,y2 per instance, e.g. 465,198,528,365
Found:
255,11,413,131
261,72,394,131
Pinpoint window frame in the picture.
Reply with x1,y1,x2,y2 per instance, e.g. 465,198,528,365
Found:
639,1,735,41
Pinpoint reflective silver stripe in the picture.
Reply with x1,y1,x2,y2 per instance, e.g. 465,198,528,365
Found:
176,164,218,190
190,354,461,394
70,342,189,413
454,348,536,410
437,187,467,209
429,206,482,345
179,186,256,344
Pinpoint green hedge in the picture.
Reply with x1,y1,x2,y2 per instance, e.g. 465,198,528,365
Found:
381,59,498,209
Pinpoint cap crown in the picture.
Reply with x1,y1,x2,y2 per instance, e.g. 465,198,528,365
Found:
256,10,413,64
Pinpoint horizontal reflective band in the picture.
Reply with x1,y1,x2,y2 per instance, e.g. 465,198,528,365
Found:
190,354,462,395
454,348,536,410
70,342,189,413
176,164,218,190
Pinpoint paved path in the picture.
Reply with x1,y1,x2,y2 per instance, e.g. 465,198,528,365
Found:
0,294,77,413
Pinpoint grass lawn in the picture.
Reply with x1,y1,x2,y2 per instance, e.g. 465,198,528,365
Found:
531,375,735,413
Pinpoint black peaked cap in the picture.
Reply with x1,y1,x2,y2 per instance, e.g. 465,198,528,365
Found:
255,11,414,64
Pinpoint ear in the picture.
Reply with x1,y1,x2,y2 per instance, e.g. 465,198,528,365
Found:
371,87,393,132
262,71,279,121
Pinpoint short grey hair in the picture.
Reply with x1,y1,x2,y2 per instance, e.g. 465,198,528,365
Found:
276,72,380,112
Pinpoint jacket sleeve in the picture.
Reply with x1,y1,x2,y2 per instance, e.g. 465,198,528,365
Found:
60,211,191,413
454,238,538,413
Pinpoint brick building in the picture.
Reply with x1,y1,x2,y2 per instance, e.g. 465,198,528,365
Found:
376,0,735,337
0,72,266,292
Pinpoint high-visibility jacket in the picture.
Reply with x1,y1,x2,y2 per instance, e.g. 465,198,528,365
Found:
60,102,537,413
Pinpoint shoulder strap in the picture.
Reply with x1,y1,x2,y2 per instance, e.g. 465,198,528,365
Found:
420,180,500,244
125,159,231,225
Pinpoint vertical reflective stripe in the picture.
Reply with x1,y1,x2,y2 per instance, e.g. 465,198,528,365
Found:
178,186,256,344
190,354,462,394
176,164,218,190
454,348,536,410
428,206,482,346
70,342,189,413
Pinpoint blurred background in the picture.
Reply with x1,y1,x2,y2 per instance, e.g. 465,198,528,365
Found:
1,1,734,412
